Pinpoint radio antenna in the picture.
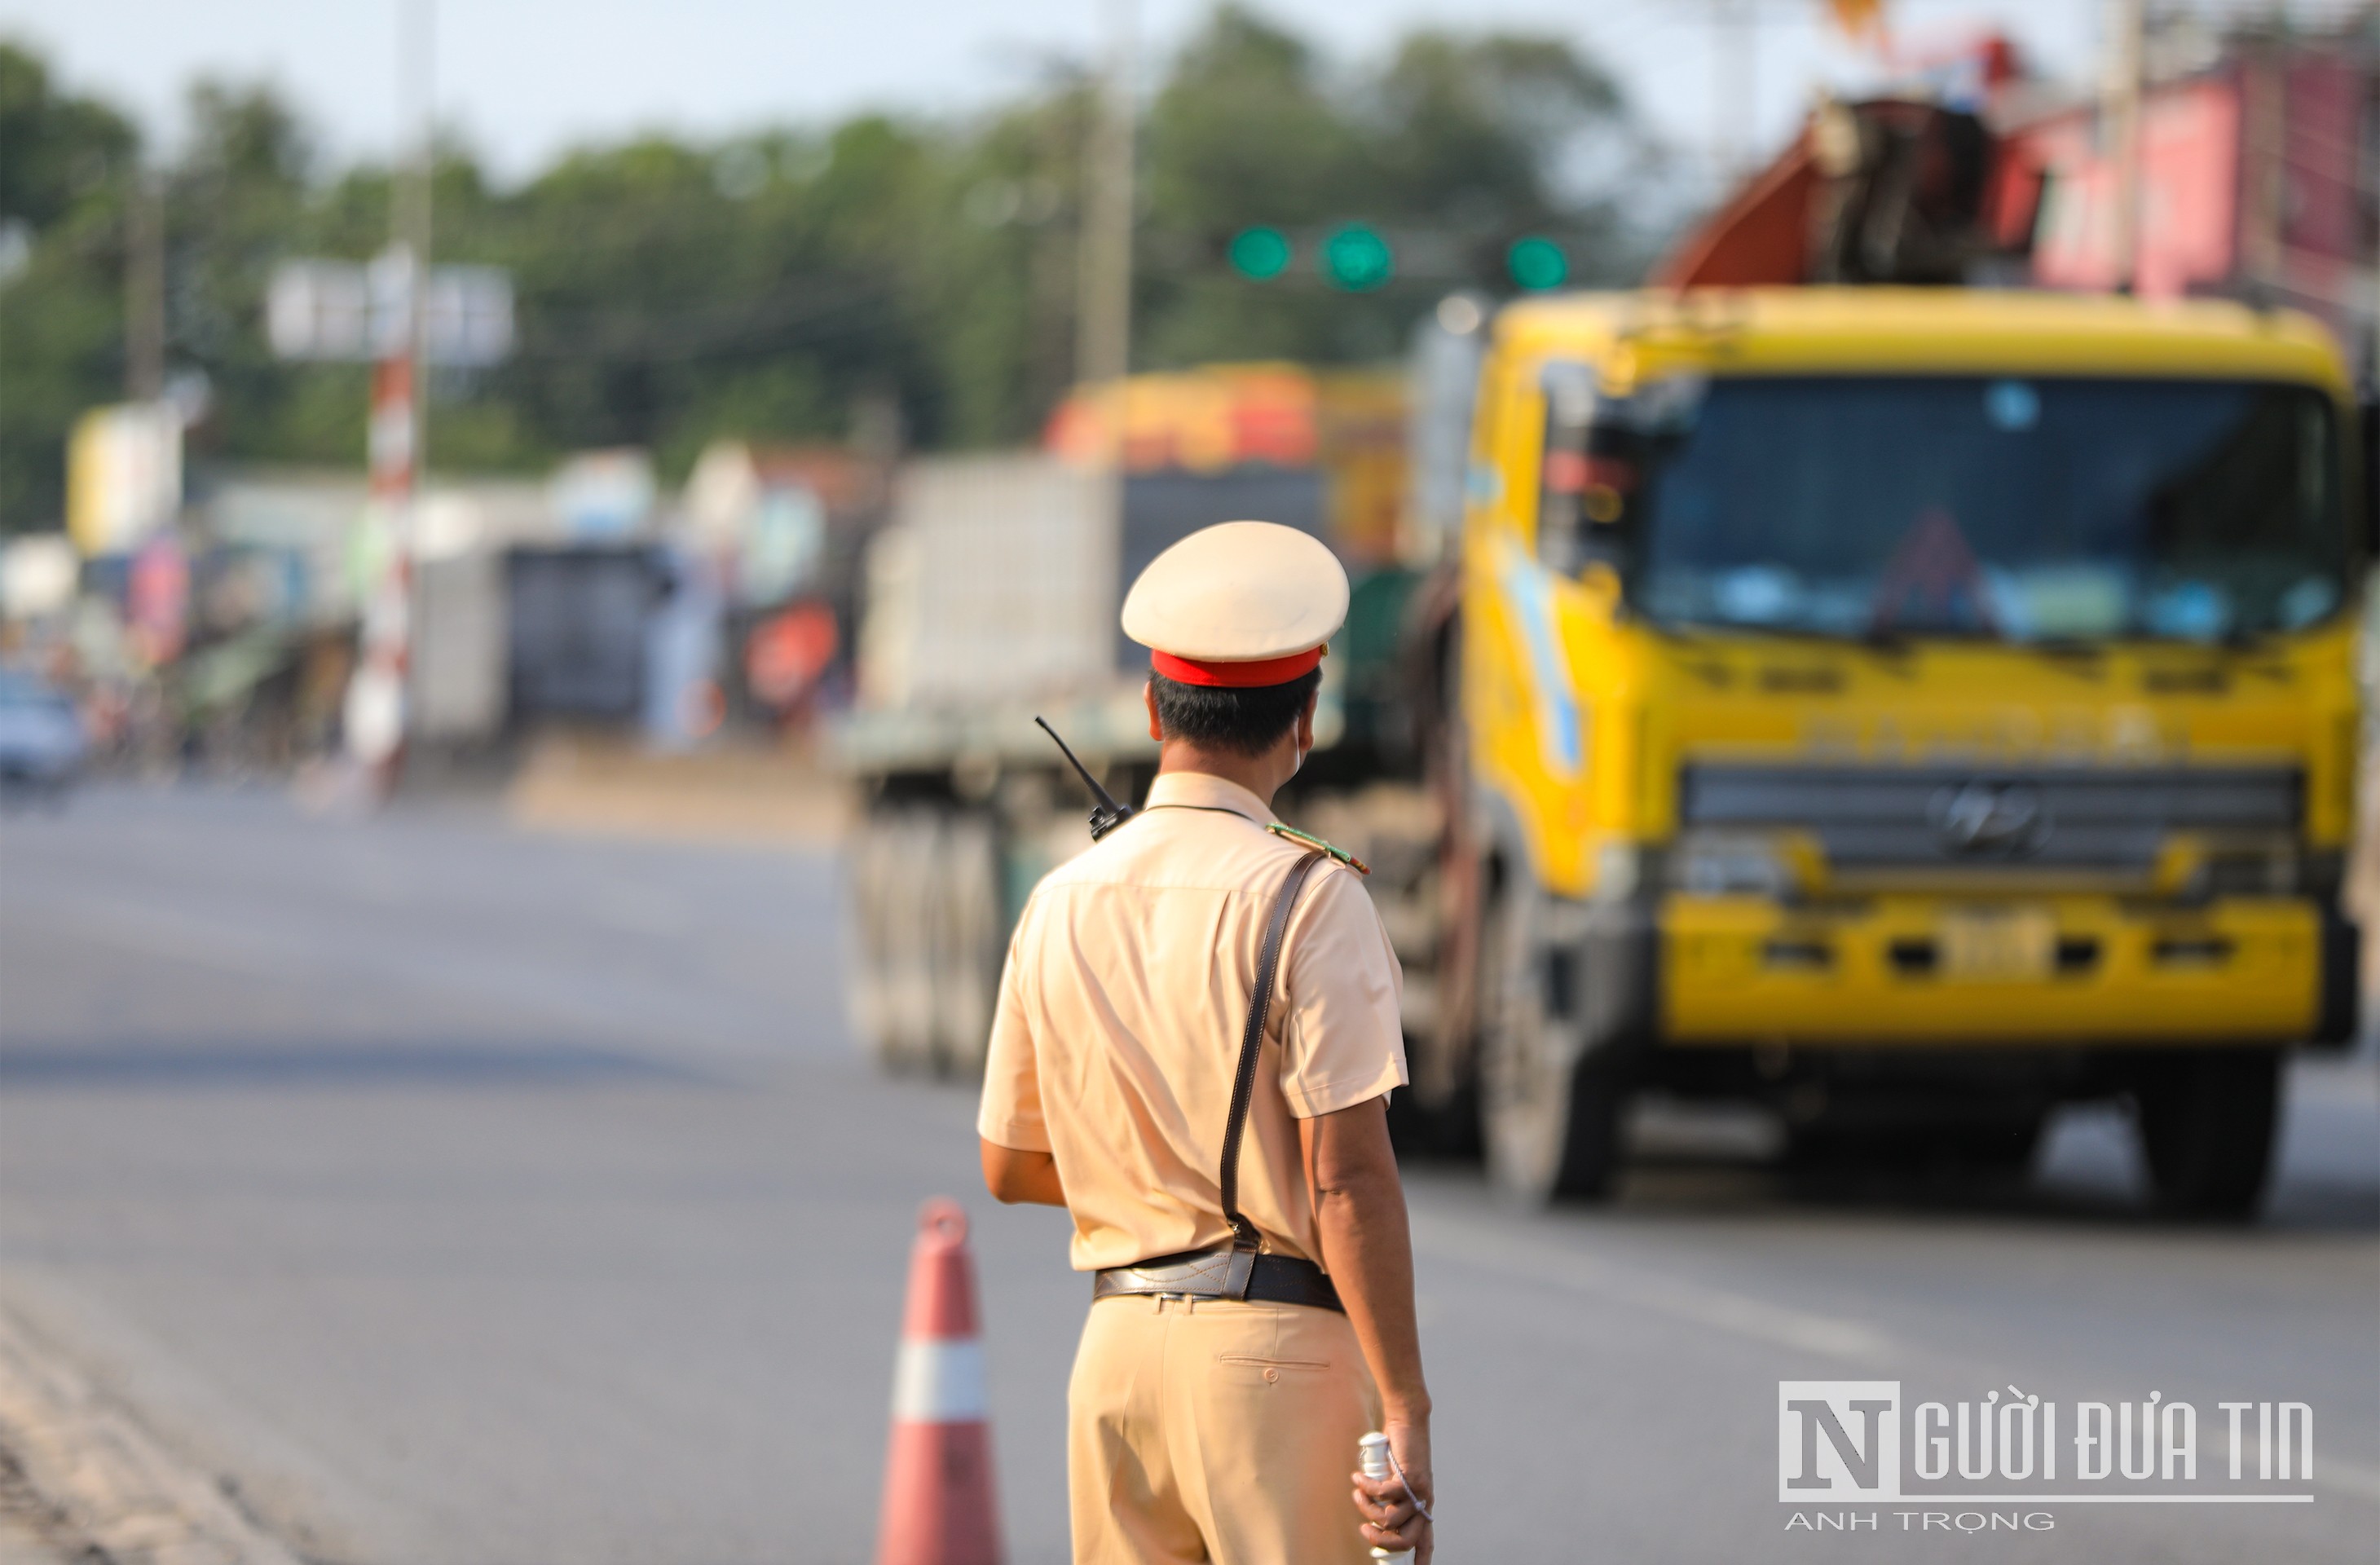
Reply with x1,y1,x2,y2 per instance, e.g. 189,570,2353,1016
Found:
1035,716,1135,840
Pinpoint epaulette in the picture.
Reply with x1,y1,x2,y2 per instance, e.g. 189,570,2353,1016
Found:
1266,822,1370,875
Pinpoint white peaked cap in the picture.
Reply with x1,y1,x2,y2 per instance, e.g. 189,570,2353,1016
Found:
1121,521,1350,682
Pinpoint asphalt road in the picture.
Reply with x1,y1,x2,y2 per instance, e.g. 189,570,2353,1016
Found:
2,785,2375,1564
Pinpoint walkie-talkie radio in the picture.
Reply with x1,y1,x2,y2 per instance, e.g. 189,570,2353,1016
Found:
1034,716,1136,840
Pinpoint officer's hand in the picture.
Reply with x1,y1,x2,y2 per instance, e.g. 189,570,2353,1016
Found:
1351,1417,1432,1560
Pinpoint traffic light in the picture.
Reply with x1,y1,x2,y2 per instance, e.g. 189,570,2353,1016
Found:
1507,236,1568,291
1227,226,1292,280
1320,224,1394,292
1220,223,1568,291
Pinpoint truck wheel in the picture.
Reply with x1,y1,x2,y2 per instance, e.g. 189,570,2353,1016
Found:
888,812,950,1073
2135,1049,2281,1221
849,809,945,1074
845,815,896,1065
930,813,1003,1078
1477,870,1628,1203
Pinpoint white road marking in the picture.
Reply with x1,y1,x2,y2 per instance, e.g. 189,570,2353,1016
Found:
2315,1455,2380,1505
1409,1210,1900,1362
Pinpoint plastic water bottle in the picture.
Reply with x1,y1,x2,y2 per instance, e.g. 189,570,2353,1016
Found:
1358,1431,1408,1559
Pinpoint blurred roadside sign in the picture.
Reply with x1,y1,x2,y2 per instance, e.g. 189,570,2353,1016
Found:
0,534,77,620
421,266,514,368
268,253,513,367
126,533,189,666
67,402,182,557
550,450,656,538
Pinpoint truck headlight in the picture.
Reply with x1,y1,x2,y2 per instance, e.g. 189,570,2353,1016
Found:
1593,840,1640,902
1674,833,1796,898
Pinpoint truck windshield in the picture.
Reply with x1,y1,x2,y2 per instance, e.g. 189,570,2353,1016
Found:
1588,376,2347,644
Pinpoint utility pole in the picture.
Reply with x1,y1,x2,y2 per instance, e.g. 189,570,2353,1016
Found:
400,0,433,500
1711,0,1757,191
1075,0,1135,395
345,0,435,789
124,167,164,401
1073,0,1135,617
2241,29,2285,299
2101,0,2147,292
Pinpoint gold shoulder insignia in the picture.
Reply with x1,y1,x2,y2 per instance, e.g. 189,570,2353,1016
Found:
1266,822,1370,875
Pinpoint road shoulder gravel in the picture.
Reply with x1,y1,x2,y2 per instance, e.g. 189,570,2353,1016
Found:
0,1306,302,1565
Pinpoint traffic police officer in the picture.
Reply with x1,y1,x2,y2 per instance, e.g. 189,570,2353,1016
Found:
979,521,1435,1565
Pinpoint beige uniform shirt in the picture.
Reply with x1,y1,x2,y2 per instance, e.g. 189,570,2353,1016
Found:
977,770,1408,1273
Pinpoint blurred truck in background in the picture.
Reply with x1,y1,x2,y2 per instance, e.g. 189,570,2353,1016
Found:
1421,80,2373,1219
1445,286,2363,1220
836,362,1442,1077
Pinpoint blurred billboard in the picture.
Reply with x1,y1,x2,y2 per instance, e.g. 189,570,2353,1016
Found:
267,254,515,368
65,403,181,558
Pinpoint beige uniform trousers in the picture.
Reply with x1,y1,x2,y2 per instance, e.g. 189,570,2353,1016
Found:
1068,1294,1382,1565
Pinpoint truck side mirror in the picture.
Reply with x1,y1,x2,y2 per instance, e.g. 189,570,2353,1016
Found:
1538,365,1649,575
2361,395,2378,556
1537,364,1599,573
1536,364,1703,578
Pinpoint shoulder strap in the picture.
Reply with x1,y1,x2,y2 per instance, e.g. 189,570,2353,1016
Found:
1220,849,1328,1255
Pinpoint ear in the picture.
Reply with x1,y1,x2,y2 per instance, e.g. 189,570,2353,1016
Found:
1295,686,1317,751
1144,679,1163,743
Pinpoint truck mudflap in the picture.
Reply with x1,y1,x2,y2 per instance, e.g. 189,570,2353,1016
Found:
1659,893,2329,1047
1554,895,1660,1062
2313,902,2361,1049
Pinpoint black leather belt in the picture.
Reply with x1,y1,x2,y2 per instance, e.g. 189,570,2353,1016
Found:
1094,1245,1344,1312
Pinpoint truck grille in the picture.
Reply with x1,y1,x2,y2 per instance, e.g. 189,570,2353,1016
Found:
1677,763,2301,875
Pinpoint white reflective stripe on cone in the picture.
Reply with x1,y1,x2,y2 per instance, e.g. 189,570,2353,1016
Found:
892,1338,988,1422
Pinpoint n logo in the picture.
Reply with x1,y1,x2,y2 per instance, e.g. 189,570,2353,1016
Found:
1778,1382,1902,1501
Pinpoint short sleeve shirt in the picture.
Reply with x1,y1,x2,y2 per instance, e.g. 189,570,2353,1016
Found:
977,770,1408,1272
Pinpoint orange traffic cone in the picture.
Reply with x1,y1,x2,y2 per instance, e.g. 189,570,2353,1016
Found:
876,1197,1003,1565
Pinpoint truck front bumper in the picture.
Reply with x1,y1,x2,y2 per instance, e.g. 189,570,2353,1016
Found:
1659,893,2356,1047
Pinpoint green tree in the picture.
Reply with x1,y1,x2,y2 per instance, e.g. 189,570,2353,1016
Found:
1135,9,1642,367
0,8,1655,519
0,42,139,531
1135,9,1375,366
165,80,352,467
0,42,135,230
1369,33,1624,225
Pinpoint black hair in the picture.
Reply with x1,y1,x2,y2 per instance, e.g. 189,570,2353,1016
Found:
1149,668,1322,756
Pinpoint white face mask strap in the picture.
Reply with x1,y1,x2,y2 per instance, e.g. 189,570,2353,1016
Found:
1386,1443,1433,1522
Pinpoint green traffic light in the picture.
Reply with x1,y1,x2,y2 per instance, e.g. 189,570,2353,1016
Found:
1507,236,1568,291
1228,227,1293,280
1321,224,1393,292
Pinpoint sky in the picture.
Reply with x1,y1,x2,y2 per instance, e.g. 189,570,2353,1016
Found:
0,1,2347,186
3,0,2099,178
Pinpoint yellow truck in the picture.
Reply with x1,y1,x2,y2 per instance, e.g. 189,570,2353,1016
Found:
1436,286,2364,1217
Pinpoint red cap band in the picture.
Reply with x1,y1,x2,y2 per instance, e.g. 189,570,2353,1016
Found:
1150,645,1325,688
